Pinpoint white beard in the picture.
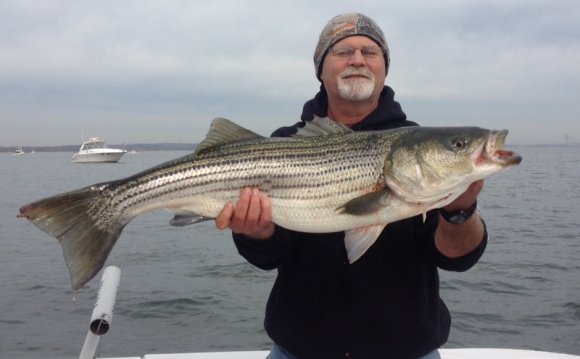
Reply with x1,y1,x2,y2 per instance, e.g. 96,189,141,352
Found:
337,69,376,101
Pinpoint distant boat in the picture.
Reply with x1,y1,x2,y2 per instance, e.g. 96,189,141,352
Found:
13,146,25,156
72,137,126,163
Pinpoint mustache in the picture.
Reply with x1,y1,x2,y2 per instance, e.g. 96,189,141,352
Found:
339,68,374,80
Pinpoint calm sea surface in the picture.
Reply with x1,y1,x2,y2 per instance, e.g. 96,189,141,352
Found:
1,147,579,358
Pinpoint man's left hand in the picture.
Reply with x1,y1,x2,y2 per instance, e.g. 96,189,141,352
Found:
443,180,484,212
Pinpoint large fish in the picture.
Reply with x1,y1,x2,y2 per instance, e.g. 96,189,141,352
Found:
18,117,521,290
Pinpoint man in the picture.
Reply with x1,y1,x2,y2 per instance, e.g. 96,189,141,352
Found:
216,13,486,359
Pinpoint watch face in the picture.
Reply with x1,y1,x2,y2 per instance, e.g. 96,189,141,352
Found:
448,213,467,224
440,201,478,224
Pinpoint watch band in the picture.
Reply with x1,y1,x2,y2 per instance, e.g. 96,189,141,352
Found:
439,200,478,224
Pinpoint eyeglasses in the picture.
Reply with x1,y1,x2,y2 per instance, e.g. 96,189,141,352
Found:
329,46,383,60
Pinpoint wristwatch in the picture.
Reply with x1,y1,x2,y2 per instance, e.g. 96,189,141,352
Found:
439,201,478,224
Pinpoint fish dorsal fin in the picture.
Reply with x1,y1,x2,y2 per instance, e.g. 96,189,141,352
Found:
293,116,353,138
195,118,265,155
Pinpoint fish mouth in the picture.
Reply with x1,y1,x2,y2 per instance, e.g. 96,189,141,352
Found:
480,130,522,166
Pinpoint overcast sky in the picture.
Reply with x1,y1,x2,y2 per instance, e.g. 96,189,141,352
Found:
1,0,579,146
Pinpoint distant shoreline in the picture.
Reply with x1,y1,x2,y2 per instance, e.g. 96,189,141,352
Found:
1,142,578,153
0,143,197,153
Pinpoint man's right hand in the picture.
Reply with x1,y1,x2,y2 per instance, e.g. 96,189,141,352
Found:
215,188,275,240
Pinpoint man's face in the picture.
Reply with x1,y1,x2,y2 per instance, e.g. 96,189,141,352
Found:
320,35,386,102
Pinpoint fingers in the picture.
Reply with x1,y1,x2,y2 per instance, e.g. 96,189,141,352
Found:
258,193,272,228
462,180,484,202
445,180,485,211
215,202,234,230
215,187,275,239
235,188,260,228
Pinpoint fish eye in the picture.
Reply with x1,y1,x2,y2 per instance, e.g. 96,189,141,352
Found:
451,138,468,150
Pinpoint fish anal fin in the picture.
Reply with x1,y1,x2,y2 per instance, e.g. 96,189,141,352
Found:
170,211,212,226
338,188,392,216
344,225,386,263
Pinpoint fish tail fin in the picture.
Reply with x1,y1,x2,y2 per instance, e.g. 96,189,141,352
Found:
18,185,126,290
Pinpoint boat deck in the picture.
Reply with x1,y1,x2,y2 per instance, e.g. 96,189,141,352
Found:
101,348,580,359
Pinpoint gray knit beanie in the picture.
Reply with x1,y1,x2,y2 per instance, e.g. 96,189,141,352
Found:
314,13,390,81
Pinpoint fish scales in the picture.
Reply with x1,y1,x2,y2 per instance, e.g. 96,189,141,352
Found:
17,117,522,289
105,131,392,223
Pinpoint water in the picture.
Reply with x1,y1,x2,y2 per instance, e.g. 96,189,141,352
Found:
0,147,579,358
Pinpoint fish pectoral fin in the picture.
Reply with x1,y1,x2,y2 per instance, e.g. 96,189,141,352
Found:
338,188,393,215
344,225,386,263
169,211,213,227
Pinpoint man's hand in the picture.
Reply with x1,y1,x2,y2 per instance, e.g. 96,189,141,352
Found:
443,180,484,212
215,188,275,240
436,180,485,257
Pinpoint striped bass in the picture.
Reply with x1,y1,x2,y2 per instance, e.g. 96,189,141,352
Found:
18,117,522,290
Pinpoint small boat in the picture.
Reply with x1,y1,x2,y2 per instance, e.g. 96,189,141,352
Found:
13,146,25,156
72,137,126,163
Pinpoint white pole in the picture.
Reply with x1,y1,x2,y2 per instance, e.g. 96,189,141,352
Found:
79,266,121,359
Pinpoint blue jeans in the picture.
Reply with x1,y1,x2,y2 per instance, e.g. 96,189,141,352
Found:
267,344,297,359
267,344,441,359
420,349,442,359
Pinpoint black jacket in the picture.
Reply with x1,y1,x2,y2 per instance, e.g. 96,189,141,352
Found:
234,86,487,358
273,85,415,136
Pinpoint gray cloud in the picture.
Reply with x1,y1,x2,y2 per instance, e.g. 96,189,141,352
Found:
1,0,579,146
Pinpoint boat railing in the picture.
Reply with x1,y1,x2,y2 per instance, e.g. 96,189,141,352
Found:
79,266,121,359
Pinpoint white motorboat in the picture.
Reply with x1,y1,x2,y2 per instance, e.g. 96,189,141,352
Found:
73,137,126,163
13,146,25,156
